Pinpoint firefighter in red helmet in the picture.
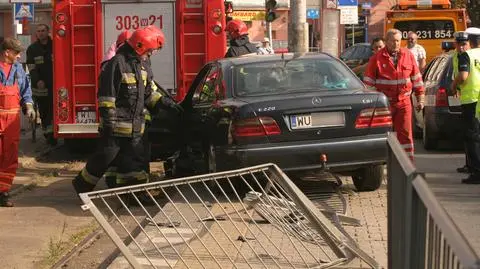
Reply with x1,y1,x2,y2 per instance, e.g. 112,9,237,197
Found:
102,30,132,65
72,26,182,194
225,19,257,58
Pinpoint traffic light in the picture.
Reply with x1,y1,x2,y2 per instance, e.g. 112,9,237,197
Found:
265,0,277,22
224,1,233,14
225,1,233,23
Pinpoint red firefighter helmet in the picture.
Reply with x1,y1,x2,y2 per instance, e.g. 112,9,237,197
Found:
225,19,248,39
116,30,132,48
127,26,165,56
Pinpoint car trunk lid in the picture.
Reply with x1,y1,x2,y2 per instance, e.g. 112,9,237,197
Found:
232,90,391,144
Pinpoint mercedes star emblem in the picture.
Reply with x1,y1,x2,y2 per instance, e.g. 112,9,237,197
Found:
312,97,322,105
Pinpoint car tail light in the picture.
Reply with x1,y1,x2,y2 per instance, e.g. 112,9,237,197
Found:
58,87,69,122
232,116,281,137
435,87,448,107
355,107,392,129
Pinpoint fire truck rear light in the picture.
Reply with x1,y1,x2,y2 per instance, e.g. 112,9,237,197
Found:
57,29,66,37
59,87,68,99
212,24,222,34
56,13,66,23
211,9,222,20
58,87,69,122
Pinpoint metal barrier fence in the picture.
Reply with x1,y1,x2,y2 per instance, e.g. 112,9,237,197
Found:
387,132,480,269
80,163,379,268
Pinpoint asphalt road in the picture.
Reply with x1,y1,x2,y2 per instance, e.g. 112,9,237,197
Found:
414,138,480,255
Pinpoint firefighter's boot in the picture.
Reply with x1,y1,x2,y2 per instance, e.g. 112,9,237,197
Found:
72,174,96,194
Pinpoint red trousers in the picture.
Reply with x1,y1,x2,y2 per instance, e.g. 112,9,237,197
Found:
0,83,20,192
390,99,414,161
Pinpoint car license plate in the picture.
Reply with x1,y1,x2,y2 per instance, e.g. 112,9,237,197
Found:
448,96,461,107
290,114,312,129
290,112,345,130
76,111,96,124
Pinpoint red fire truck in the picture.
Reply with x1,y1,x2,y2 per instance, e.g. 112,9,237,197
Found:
52,0,227,148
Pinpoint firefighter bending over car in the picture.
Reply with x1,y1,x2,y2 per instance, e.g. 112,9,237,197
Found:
224,19,257,58
363,28,425,161
0,38,35,207
451,27,480,184
72,25,183,194
27,24,55,145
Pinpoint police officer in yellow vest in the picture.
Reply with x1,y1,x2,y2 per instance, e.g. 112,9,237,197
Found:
452,27,480,184
452,31,473,174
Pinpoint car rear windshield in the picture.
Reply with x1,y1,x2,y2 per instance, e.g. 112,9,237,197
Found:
233,58,364,96
340,45,372,61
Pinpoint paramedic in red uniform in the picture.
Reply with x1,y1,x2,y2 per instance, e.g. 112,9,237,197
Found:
0,38,35,207
363,29,425,160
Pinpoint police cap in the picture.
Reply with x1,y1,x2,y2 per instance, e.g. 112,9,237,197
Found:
466,27,480,42
453,31,469,42
466,27,480,36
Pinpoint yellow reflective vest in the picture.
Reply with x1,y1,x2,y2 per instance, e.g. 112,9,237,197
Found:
459,48,480,117
457,49,480,105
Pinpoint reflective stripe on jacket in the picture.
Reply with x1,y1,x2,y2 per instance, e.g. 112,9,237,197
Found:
363,47,425,103
97,45,162,137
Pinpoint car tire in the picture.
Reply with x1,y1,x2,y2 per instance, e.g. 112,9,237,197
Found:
422,119,438,150
352,165,384,192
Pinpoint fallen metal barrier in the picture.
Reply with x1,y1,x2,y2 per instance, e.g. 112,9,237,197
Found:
387,133,480,269
80,163,378,268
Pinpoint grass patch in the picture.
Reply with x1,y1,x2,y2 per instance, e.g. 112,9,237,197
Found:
38,220,99,268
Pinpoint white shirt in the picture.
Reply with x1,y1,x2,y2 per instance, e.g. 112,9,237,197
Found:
257,47,275,55
409,44,426,67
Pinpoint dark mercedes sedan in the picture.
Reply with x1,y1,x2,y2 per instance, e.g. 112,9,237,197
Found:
157,53,391,191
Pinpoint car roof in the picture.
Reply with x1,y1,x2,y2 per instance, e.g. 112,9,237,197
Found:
217,52,336,66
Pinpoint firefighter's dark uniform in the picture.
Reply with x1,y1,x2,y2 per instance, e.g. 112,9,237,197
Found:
225,35,257,58
72,44,163,193
26,37,54,143
104,82,159,188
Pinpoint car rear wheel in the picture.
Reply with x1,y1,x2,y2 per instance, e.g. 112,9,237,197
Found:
423,119,438,150
352,165,384,192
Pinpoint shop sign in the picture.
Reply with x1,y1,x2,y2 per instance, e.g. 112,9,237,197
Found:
231,10,265,21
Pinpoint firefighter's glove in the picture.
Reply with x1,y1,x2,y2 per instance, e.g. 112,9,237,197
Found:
23,103,36,123
161,97,184,114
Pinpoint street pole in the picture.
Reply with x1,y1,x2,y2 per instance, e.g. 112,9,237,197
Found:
288,0,308,53
364,15,368,43
12,5,17,38
352,24,355,46
267,22,273,43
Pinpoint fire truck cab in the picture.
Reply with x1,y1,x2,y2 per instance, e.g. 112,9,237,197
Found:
52,0,227,148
